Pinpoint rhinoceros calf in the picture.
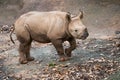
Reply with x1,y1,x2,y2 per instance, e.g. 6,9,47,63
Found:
10,11,89,64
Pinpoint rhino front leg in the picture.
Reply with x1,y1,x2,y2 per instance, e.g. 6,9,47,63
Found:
65,38,76,57
51,39,69,61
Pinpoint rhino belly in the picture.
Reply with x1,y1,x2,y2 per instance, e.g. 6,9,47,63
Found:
31,33,51,43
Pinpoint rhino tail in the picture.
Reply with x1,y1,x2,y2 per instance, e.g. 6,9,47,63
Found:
10,24,15,44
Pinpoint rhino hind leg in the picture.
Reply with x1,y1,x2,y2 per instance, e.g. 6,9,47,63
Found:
19,43,28,64
25,43,34,61
18,35,33,64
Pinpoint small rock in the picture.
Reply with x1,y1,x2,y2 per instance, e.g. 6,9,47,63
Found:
14,74,22,79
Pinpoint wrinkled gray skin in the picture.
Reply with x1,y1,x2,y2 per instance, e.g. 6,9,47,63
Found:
10,11,89,64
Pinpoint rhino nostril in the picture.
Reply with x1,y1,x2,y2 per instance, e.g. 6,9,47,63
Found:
75,29,78,32
86,32,89,37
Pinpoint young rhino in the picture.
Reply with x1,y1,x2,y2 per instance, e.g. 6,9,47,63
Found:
10,11,89,64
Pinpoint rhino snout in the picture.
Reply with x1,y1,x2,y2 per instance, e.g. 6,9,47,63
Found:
80,29,89,40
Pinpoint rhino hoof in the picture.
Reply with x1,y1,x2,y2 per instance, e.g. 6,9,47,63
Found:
19,58,28,64
27,57,35,61
59,57,70,62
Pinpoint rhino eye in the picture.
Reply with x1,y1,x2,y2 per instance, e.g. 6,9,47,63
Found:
75,29,78,32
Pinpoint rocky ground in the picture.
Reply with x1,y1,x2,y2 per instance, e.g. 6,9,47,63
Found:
0,29,120,80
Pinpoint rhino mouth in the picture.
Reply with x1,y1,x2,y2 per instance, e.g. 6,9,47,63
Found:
80,36,87,40
80,32,89,40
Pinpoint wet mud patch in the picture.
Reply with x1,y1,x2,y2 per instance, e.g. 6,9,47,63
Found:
0,38,120,80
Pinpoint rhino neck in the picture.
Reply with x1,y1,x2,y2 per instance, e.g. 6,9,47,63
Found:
65,25,73,38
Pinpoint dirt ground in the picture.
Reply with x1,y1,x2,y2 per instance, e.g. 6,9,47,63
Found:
0,0,120,80
0,33,120,80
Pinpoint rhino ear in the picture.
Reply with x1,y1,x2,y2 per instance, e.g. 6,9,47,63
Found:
66,12,71,22
79,11,83,19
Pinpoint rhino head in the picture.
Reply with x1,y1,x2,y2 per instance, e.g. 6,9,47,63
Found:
68,11,89,40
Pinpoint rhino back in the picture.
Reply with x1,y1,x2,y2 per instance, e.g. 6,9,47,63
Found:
14,11,69,42
25,11,68,39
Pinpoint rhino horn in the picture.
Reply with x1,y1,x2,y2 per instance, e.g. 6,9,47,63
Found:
78,10,83,19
